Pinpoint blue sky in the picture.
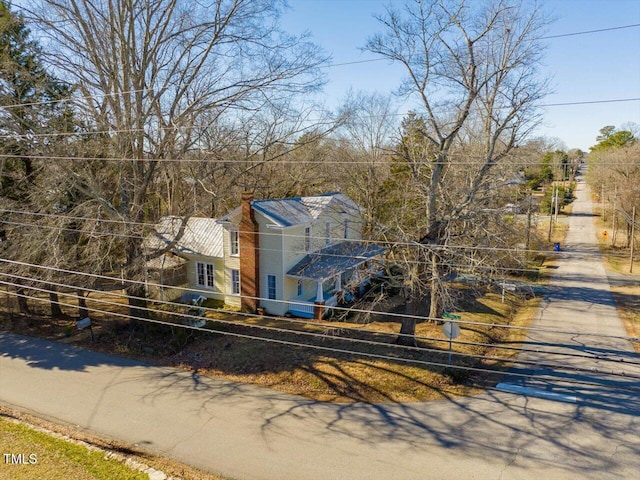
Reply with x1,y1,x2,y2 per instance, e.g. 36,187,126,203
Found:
282,0,640,151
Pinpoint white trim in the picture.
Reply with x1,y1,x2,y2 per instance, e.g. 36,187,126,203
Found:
196,261,215,289
229,227,239,256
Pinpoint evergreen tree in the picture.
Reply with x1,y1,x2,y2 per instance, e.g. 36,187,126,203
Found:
0,0,73,200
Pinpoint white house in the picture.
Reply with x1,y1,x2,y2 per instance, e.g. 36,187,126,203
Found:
149,192,385,319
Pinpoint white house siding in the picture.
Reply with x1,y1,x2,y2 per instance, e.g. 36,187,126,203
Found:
281,223,311,307
280,210,364,311
256,212,285,315
184,254,225,301
222,225,241,307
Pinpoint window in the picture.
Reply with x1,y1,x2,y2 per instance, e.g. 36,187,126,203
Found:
230,228,239,256
344,219,349,239
267,274,277,300
196,262,215,288
297,279,303,297
325,221,331,246
231,269,240,295
304,226,311,252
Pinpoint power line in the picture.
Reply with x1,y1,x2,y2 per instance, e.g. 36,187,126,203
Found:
1,274,578,371
0,97,637,143
2,277,638,387
0,217,569,275
541,23,640,39
2,151,637,166
2,273,639,381
326,24,640,68
2,210,635,262
1,257,636,344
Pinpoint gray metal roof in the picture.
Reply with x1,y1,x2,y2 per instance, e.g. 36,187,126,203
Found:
149,216,224,258
286,241,385,281
147,252,187,270
252,192,360,227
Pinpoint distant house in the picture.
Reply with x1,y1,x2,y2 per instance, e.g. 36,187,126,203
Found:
148,192,385,319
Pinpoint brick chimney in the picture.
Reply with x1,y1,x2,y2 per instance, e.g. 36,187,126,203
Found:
240,192,259,312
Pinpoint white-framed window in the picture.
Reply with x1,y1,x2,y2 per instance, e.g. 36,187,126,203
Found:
196,262,215,288
297,279,303,297
304,226,311,252
325,221,331,246
231,269,240,295
229,227,239,256
267,274,277,300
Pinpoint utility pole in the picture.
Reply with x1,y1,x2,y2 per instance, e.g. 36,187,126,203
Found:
547,186,554,242
612,201,617,246
553,187,560,225
601,184,606,222
525,193,533,254
631,206,636,274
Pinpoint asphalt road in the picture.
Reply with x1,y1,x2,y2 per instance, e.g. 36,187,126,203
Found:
1,177,639,480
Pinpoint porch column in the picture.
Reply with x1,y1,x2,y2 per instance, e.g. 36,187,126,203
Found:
335,274,342,292
314,279,325,320
315,280,324,302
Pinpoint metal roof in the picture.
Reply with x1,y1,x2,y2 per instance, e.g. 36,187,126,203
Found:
147,252,187,270
149,216,224,258
286,241,385,281
252,192,360,227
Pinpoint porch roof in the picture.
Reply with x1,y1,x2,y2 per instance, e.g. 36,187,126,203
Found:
286,241,385,281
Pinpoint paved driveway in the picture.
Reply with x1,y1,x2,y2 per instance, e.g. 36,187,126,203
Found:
1,178,639,480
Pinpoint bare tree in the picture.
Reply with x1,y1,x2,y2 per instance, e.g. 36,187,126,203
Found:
334,90,397,234
588,141,639,248
365,0,550,344
24,0,327,323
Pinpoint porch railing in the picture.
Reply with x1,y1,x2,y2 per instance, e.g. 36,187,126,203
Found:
288,292,338,318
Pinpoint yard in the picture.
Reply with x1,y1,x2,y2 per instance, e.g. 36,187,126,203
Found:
0,406,228,480
1,278,544,403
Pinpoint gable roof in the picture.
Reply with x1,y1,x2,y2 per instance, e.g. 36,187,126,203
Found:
251,192,360,227
149,216,224,258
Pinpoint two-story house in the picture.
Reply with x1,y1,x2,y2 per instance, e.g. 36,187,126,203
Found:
149,192,385,319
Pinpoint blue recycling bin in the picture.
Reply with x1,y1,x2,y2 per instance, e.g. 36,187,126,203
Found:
554,242,560,252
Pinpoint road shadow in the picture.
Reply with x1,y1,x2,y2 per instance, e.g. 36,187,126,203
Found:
0,332,143,371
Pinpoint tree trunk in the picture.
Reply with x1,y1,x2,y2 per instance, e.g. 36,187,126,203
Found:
16,287,30,315
49,289,63,317
125,235,149,326
397,287,418,347
77,289,89,319
429,252,439,320
127,284,149,327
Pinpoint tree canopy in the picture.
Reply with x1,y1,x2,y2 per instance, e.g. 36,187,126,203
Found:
591,126,636,152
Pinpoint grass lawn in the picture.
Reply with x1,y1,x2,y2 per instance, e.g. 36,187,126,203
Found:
0,417,148,480
0,406,229,480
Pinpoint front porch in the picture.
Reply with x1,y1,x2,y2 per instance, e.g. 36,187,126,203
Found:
288,290,338,319
286,241,385,319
